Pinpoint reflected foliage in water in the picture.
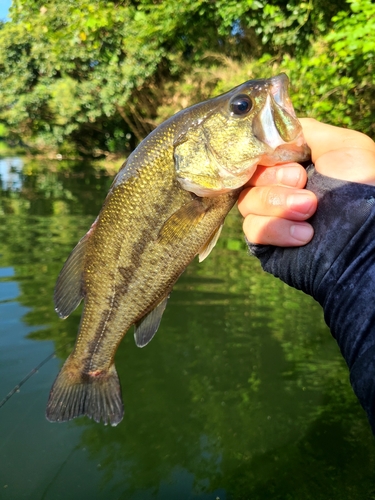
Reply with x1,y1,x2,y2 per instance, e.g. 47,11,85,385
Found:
0,157,374,499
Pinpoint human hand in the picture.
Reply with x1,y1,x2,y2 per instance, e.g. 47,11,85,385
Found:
238,118,375,246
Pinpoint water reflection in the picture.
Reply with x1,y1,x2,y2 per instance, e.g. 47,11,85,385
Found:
0,156,374,499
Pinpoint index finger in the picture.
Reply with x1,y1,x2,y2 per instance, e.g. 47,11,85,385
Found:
247,163,308,189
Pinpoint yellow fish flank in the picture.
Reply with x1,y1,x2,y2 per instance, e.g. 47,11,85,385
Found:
46,74,310,426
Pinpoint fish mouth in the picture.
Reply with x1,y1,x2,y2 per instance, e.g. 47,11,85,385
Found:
269,74,297,120
252,74,309,160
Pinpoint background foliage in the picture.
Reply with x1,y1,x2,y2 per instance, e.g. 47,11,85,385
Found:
0,0,373,157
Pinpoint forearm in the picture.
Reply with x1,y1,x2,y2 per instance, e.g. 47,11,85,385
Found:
249,166,375,432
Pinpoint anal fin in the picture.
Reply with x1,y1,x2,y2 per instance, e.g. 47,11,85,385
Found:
134,296,169,348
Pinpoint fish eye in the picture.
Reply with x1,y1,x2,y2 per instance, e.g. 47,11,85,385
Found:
229,94,253,116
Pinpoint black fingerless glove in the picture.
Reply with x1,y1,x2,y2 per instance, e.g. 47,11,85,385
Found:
248,165,375,433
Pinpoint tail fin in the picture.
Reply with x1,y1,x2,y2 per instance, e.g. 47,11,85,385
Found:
46,359,124,426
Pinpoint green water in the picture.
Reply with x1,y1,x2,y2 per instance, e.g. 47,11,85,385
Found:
0,156,374,500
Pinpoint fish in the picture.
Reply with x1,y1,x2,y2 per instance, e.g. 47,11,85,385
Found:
46,73,310,426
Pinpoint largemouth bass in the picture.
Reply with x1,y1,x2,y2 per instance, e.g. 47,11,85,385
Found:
46,74,310,426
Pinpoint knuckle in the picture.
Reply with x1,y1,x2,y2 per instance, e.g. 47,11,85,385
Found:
261,186,284,209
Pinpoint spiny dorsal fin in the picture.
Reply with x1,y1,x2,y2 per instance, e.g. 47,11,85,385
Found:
134,296,169,348
157,198,206,245
54,222,96,319
198,224,223,262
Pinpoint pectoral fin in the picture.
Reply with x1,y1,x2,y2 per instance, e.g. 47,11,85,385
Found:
54,221,96,319
198,224,223,262
134,296,169,348
157,198,206,245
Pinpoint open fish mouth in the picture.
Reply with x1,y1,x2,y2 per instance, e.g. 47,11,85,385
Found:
252,74,305,152
269,74,297,119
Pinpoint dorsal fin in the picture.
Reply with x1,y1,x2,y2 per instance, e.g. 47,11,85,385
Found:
198,224,223,262
157,198,206,245
134,296,169,348
54,222,96,319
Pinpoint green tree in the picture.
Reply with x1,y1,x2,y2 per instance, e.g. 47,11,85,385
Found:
154,0,375,139
0,0,351,156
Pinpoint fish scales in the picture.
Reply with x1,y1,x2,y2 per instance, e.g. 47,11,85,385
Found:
46,74,311,426
77,145,237,370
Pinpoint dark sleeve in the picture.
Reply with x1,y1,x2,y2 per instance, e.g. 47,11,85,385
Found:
248,165,375,433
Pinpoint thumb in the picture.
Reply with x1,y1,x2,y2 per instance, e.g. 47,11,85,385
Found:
315,149,375,186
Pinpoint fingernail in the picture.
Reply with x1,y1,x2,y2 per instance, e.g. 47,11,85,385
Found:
286,193,314,215
277,166,302,186
290,224,314,242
